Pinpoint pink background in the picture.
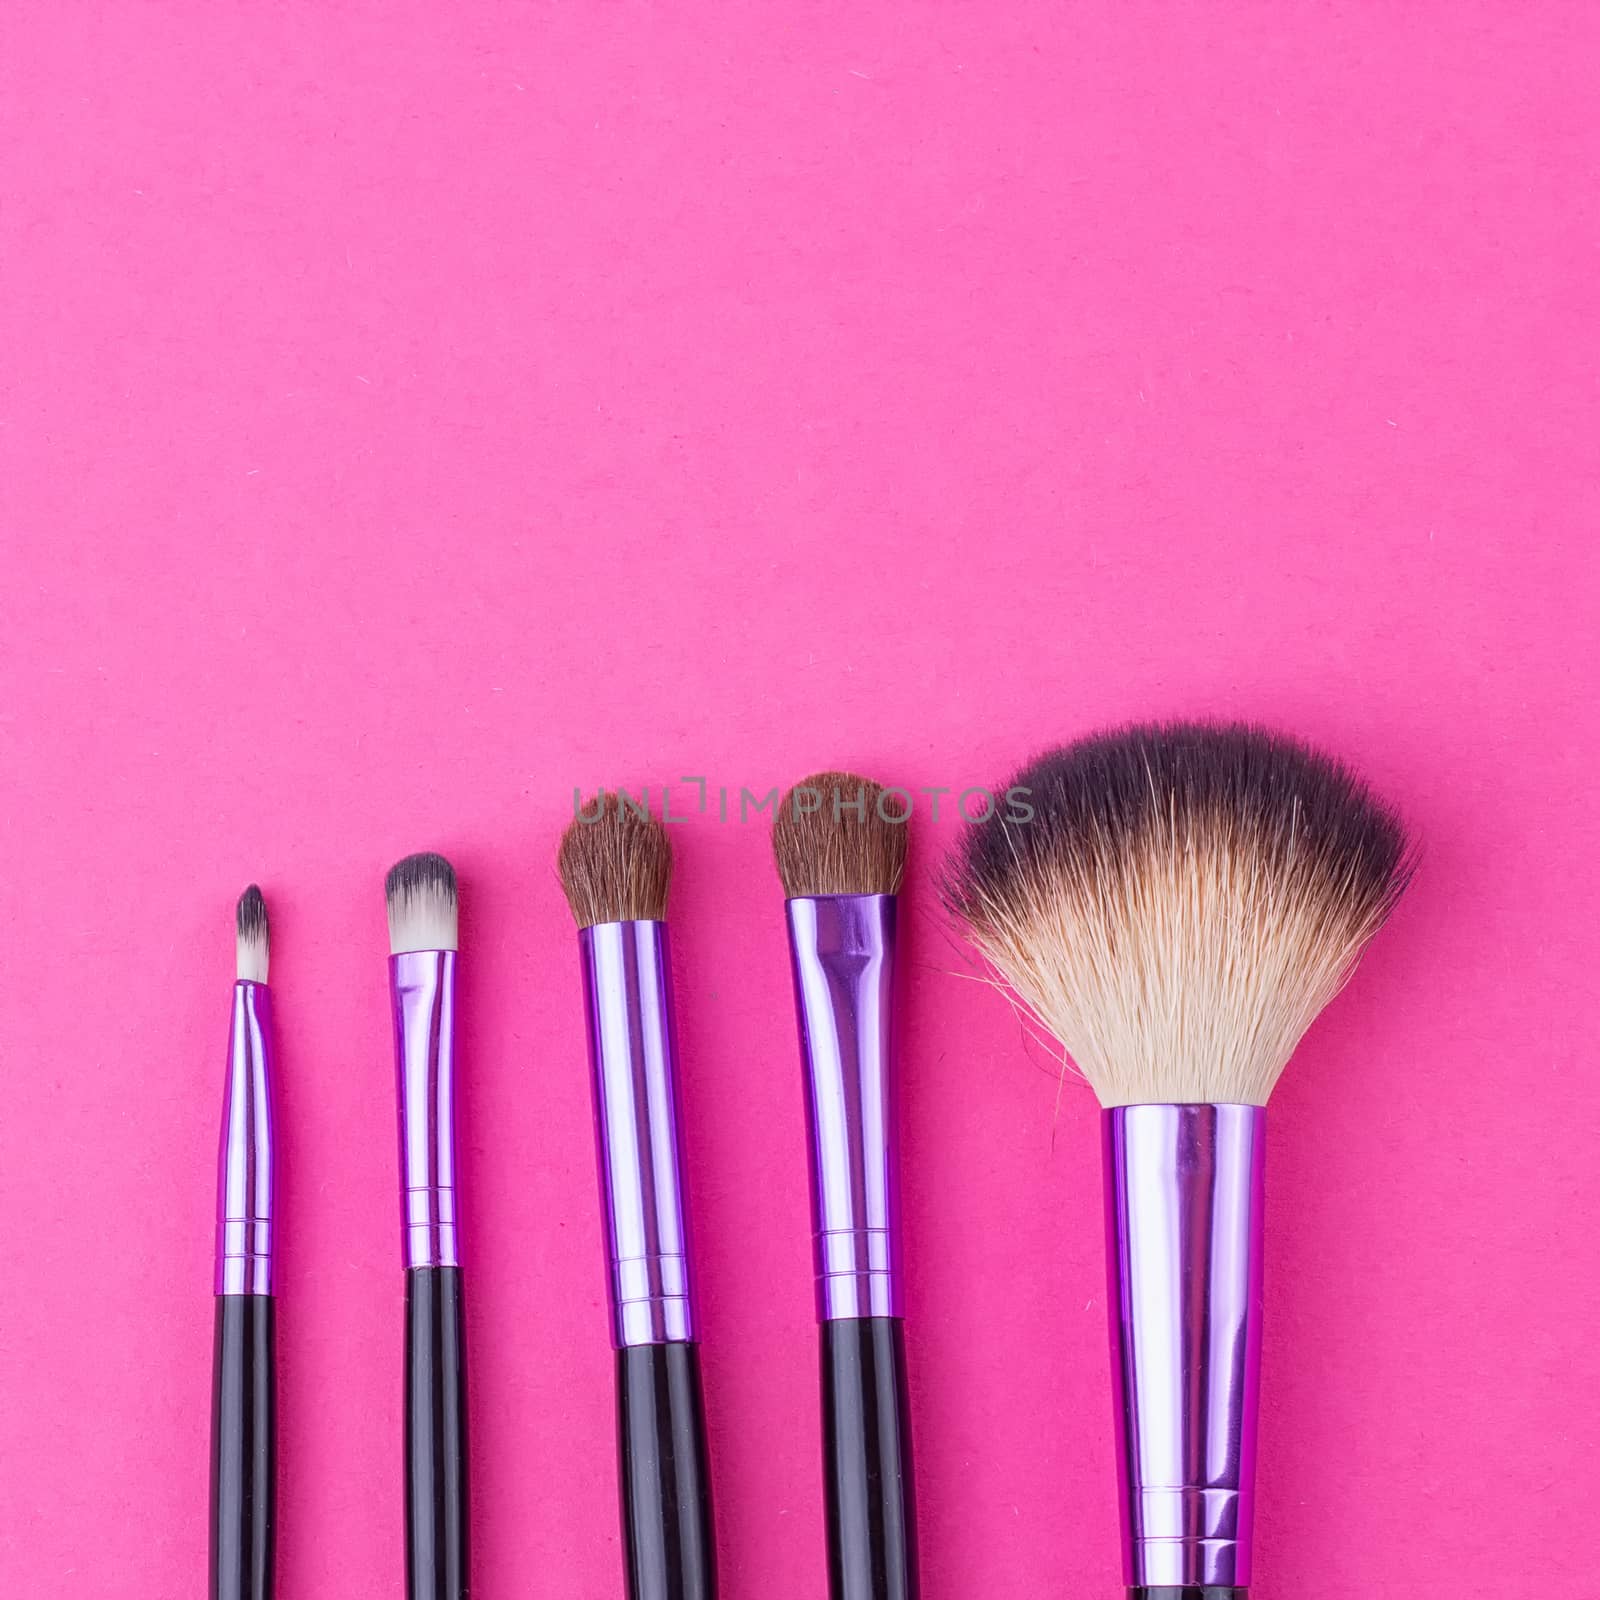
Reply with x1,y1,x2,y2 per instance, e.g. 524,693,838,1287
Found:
2,4,1597,1595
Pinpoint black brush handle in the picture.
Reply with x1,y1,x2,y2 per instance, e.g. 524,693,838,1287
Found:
616,1341,717,1600
1131,1590,1247,1599
406,1266,469,1600
210,1294,276,1600
821,1316,918,1600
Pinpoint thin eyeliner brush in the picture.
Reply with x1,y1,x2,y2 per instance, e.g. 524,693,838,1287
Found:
211,885,277,1600
386,853,470,1600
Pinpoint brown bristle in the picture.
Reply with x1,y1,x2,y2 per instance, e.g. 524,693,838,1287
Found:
942,721,1414,1107
771,770,909,898
558,792,673,927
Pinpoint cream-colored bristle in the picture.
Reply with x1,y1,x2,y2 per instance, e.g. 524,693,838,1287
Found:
235,885,269,983
944,723,1412,1108
385,853,459,953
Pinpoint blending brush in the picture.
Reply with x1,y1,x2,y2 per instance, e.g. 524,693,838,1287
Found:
386,853,470,1600
559,796,716,1600
212,885,277,1600
943,722,1412,1599
771,773,918,1600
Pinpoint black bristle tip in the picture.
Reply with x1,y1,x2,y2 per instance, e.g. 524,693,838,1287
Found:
943,719,1412,921
235,884,268,941
385,851,457,902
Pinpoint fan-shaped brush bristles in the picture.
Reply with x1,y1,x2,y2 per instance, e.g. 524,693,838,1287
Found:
772,770,909,898
558,794,672,927
943,721,1413,1107
236,885,269,983
385,852,459,953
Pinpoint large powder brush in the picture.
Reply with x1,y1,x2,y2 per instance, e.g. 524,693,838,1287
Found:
944,721,1412,1597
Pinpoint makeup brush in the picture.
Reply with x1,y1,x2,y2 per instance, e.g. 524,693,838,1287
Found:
212,885,277,1600
559,795,716,1600
943,722,1412,1599
386,853,469,1600
771,773,918,1600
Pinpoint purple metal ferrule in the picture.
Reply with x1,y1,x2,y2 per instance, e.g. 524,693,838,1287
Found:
578,921,697,1348
215,982,276,1296
1104,1103,1265,1589
784,894,902,1323
389,950,461,1271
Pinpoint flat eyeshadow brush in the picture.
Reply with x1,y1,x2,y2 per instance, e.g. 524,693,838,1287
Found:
386,853,470,1600
771,774,918,1600
559,796,716,1600
211,885,277,1600
943,722,1412,1598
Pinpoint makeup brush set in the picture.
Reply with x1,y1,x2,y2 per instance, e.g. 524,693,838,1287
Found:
208,720,1411,1600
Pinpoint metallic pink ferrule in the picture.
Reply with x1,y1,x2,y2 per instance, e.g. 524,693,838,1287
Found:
215,981,276,1296
390,950,461,1271
783,894,903,1322
578,921,697,1348
1104,1103,1265,1589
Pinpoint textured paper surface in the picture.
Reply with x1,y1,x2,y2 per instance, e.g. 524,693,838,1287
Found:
2,4,1597,1595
